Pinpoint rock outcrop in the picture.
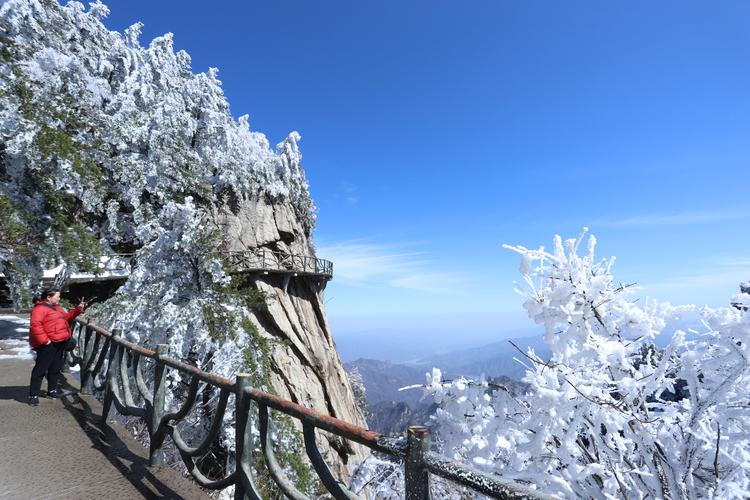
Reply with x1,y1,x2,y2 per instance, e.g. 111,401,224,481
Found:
213,195,368,476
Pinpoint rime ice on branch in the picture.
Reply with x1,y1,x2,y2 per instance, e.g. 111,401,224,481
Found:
411,230,750,499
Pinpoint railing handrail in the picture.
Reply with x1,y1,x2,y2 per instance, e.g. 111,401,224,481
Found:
69,317,549,499
31,250,334,281
78,318,396,454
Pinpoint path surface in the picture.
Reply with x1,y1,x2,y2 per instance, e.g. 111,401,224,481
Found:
0,315,208,499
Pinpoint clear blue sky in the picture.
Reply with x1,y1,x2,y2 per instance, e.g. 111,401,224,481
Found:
99,1,750,351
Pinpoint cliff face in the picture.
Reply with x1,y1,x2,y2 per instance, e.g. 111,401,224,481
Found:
213,196,310,255
214,196,368,474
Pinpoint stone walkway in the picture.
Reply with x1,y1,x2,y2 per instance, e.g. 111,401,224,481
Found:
0,315,208,499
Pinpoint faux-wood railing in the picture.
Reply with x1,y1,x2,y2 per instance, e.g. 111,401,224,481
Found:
66,317,548,500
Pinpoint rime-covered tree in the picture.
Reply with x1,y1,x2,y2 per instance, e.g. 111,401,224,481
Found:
368,230,750,499
0,0,314,301
418,233,750,498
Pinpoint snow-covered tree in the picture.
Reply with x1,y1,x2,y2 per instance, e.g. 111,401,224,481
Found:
416,230,750,499
0,0,315,300
346,365,371,421
0,0,315,377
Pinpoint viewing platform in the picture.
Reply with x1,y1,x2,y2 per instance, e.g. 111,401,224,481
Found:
0,249,332,309
213,249,334,281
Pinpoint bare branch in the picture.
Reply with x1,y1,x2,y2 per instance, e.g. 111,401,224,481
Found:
713,423,720,480
508,340,558,371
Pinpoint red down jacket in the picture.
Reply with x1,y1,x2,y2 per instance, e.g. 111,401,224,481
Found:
29,302,84,349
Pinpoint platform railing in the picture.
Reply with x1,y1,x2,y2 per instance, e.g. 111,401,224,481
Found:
66,317,549,500
214,249,333,280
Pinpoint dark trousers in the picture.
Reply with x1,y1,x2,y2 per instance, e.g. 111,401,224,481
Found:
29,341,66,396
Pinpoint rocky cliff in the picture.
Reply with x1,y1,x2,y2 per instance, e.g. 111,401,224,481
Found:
213,195,369,475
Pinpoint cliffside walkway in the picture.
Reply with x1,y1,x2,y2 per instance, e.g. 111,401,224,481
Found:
0,249,331,309
214,248,334,280
0,315,207,499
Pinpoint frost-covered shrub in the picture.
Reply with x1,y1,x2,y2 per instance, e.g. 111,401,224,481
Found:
374,230,750,499
346,366,370,420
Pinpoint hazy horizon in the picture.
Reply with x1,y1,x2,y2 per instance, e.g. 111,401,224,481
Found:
330,310,542,363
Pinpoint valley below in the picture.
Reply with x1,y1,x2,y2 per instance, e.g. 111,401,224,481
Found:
344,334,541,435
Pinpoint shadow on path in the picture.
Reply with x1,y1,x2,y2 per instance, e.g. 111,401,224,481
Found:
0,384,28,404
61,394,188,499
0,316,205,498
0,368,78,403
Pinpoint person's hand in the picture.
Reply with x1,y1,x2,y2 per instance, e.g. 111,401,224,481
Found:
78,297,85,310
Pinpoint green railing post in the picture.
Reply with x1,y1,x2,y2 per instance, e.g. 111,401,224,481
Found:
80,322,95,394
62,322,75,374
149,343,169,467
234,373,251,500
101,328,122,425
405,425,431,500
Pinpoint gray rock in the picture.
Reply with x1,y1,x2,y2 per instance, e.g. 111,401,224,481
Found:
211,195,368,479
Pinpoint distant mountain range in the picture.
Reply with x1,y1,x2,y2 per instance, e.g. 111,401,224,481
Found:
345,358,433,435
348,323,703,435
345,358,428,406
346,333,545,402
346,340,535,435
412,333,551,380
399,320,700,380
331,313,542,364
366,401,439,436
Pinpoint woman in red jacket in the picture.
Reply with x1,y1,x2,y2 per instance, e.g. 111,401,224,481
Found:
28,288,85,406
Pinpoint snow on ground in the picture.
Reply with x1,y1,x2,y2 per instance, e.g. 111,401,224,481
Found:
0,314,32,360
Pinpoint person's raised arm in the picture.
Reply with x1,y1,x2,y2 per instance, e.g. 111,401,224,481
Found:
65,298,85,320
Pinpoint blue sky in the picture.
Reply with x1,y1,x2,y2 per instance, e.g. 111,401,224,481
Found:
99,1,750,353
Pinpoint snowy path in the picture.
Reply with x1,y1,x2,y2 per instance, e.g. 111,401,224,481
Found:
0,314,33,361
0,315,208,499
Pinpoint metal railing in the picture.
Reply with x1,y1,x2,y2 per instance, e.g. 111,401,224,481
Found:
66,317,548,500
215,249,333,280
